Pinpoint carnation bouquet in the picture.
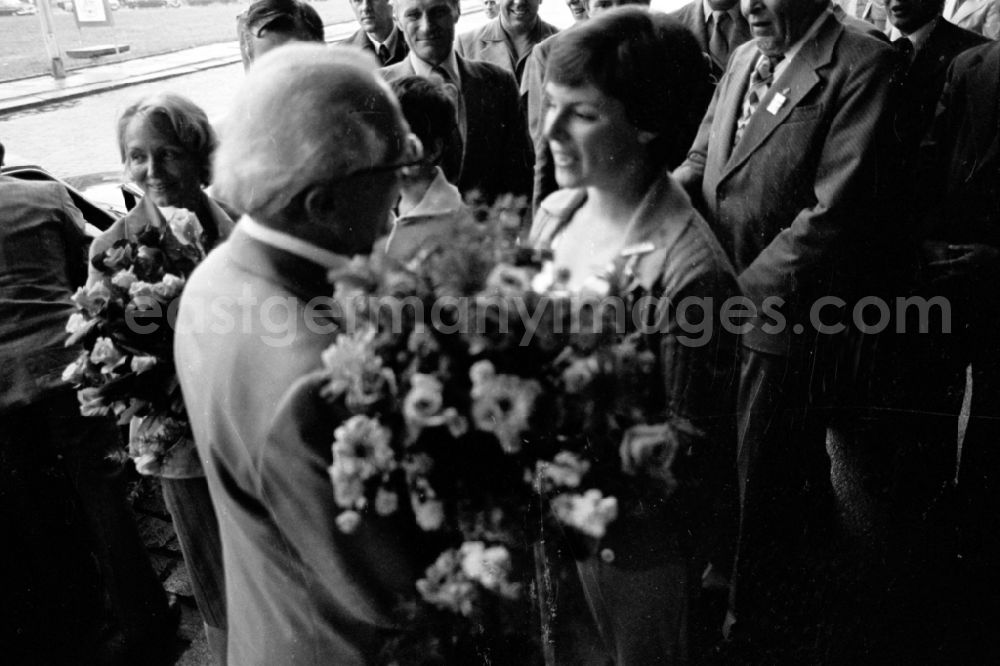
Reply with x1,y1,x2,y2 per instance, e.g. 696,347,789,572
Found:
319,197,697,663
62,207,205,475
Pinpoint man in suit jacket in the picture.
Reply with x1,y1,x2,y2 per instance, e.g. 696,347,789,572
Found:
833,0,888,29
340,0,408,66
669,0,752,80
175,45,423,666
238,0,325,69
1,148,174,663
455,0,558,84
889,1,987,212
918,45,1000,654
674,0,895,653
384,0,533,203
943,0,1000,39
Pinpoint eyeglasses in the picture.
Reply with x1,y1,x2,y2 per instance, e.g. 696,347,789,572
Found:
330,132,425,183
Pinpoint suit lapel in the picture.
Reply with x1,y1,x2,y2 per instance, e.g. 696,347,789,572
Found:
721,14,839,179
477,20,515,71
715,46,756,166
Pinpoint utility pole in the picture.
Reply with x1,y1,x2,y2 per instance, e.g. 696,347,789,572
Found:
37,0,66,80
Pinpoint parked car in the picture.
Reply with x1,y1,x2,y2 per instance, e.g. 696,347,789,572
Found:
0,0,34,16
122,0,180,7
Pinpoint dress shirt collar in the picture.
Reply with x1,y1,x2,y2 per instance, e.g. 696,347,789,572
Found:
773,7,830,81
702,0,741,25
396,168,464,225
408,50,461,87
238,215,351,271
902,15,940,51
366,24,399,53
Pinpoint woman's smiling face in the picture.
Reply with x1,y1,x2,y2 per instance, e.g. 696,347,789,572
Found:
123,114,202,209
542,81,648,191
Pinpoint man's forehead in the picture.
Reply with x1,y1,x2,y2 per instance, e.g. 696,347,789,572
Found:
396,0,456,12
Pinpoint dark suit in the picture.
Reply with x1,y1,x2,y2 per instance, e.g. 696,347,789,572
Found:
175,228,424,665
0,175,170,660
455,16,558,84
919,44,1000,637
892,18,987,166
382,55,533,203
340,26,408,66
675,11,895,643
668,1,751,80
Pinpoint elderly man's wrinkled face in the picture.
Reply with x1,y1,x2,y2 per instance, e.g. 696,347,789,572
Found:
396,0,460,65
500,0,541,32
741,0,825,57
350,0,396,39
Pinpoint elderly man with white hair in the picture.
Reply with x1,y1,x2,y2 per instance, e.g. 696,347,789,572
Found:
174,44,425,665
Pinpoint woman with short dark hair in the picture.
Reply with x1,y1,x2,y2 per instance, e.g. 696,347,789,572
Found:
530,8,739,663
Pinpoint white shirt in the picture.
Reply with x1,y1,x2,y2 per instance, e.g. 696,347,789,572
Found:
239,215,351,272
366,25,400,57
887,14,941,47
703,0,741,26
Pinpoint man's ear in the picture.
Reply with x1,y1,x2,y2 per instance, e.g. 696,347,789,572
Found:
425,137,445,166
303,184,336,225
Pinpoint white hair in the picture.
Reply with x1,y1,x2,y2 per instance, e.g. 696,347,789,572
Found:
214,43,408,220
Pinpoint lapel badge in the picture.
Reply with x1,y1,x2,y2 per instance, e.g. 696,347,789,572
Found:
767,91,788,115
620,242,656,258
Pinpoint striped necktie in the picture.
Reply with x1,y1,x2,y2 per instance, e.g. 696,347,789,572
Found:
734,53,781,147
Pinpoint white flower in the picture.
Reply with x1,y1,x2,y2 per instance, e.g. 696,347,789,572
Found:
89,336,123,369
412,495,445,531
374,487,399,516
163,207,203,247
111,268,138,291
335,510,362,534
327,415,395,510
460,542,513,593
536,451,591,491
133,453,162,476
61,352,89,385
468,360,496,390
551,490,619,540
71,282,112,316
152,273,185,300
130,356,157,374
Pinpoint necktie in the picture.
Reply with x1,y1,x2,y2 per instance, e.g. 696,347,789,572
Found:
893,36,914,63
734,53,781,147
709,11,731,68
431,66,467,150
377,44,391,65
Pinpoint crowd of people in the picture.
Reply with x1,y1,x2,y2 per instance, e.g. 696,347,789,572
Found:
2,0,999,664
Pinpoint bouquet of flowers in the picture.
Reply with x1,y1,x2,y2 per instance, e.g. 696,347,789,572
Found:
319,198,697,663
62,207,205,475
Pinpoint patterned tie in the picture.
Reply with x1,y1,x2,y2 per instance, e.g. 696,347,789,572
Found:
709,11,731,68
733,53,781,147
377,44,391,65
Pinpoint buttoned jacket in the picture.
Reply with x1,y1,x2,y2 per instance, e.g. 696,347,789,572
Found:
455,16,558,84
676,11,896,354
382,54,533,202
